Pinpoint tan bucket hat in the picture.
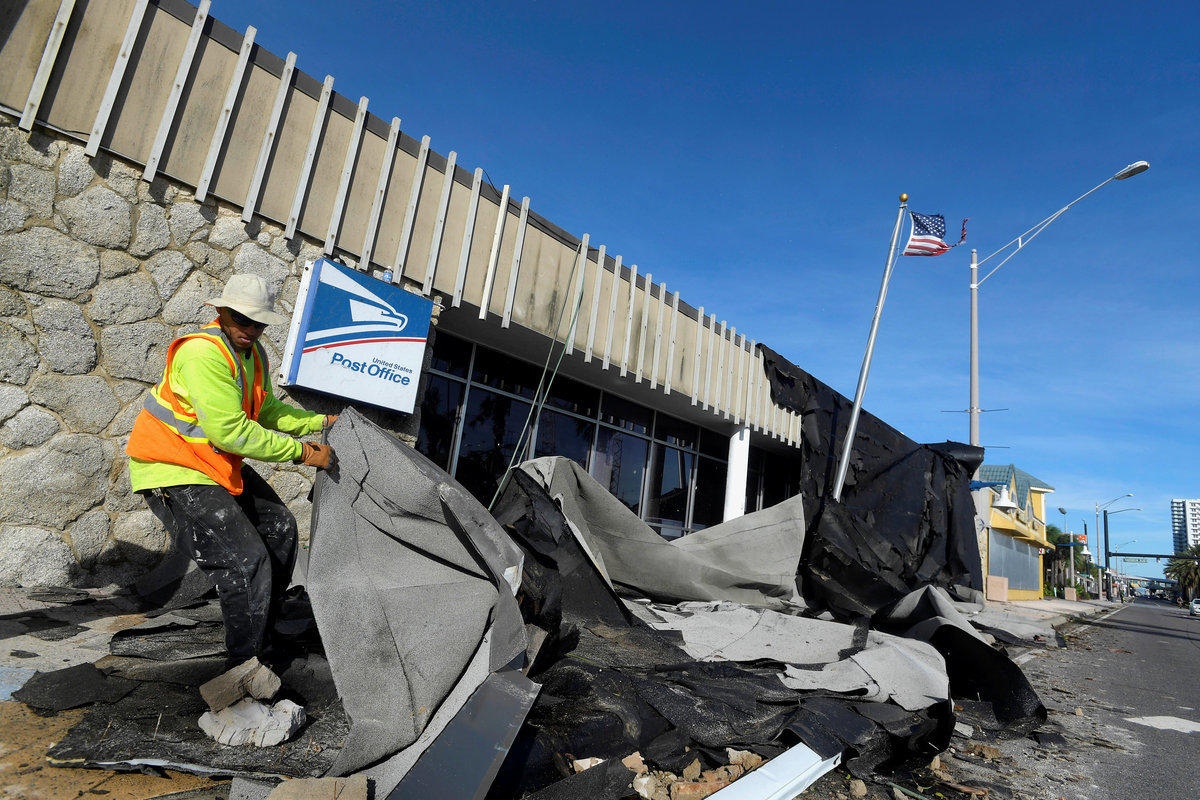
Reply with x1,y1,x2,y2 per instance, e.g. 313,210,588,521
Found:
204,273,289,325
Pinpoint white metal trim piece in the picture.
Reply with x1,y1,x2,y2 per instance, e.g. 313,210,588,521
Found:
706,744,840,800
722,327,737,419
633,273,652,383
477,183,510,320
649,281,667,390
452,167,483,308
359,116,401,272
664,290,680,395
85,0,149,156
734,335,747,423
285,74,333,240
323,95,369,256
713,321,727,417
143,0,210,181
619,264,638,378
565,235,590,353
500,196,531,328
742,340,756,427
19,0,77,131
195,25,256,202
701,313,716,410
422,150,457,295
602,255,622,371
691,306,704,405
583,244,606,363
241,50,296,222
394,134,431,278
752,350,765,433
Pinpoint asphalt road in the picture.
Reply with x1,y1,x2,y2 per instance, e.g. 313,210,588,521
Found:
1019,598,1200,799
797,599,1200,800
1051,597,1200,796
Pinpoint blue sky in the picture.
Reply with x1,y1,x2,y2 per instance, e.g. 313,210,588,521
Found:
216,1,1198,578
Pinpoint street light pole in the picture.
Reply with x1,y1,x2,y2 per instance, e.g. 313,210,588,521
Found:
1103,507,1141,600
1096,493,1133,569
1081,521,1091,596
1058,506,1072,595
967,161,1148,446
969,249,980,446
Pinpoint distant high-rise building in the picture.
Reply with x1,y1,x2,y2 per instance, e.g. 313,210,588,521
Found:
1171,499,1200,553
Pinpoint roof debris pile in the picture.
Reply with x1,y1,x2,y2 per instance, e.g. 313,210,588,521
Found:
13,399,1051,797
757,345,1047,737
35,607,348,779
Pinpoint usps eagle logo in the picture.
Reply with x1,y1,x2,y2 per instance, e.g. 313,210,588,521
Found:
303,265,410,350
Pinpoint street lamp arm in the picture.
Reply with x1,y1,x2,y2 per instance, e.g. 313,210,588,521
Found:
974,162,1148,285
976,180,1113,284
1098,494,1133,511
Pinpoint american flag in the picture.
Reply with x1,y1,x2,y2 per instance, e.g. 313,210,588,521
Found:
902,212,967,256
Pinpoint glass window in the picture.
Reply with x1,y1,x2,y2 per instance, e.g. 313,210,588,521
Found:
455,387,532,506
416,374,463,471
429,331,471,378
698,427,728,459
591,428,648,514
654,415,696,450
471,346,543,399
761,451,798,509
744,448,764,514
544,374,599,418
535,408,594,470
645,444,693,539
691,456,728,530
600,394,651,435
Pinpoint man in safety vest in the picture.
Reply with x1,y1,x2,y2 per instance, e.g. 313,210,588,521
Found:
127,273,337,664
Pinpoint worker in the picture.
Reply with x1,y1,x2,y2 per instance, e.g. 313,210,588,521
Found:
126,273,337,665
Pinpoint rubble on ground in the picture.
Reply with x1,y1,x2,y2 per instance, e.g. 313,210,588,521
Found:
5,404,1058,797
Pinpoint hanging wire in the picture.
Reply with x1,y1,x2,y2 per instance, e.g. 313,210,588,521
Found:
487,239,589,511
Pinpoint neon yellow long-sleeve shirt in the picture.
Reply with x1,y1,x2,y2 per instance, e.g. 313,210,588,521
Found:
129,337,325,492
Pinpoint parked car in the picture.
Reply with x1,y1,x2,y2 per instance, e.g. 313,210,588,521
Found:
1190,598,1200,616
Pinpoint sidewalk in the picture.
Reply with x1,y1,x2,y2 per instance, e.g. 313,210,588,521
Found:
989,594,1120,634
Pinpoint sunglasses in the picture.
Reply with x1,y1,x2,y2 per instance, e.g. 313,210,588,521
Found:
228,309,268,330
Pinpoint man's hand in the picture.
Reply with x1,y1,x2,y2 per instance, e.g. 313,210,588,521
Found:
323,414,339,429
296,442,336,470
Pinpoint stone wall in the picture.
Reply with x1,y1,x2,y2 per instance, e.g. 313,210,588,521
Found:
0,115,422,589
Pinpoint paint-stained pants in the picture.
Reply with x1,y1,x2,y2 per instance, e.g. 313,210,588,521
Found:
145,466,297,660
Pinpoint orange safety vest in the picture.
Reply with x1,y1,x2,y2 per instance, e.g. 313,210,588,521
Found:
126,320,268,495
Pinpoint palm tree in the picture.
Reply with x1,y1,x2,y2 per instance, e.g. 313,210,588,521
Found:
1164,544,1200,600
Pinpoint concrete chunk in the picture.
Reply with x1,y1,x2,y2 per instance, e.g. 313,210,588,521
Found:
198,697,305,747
199,657,281,712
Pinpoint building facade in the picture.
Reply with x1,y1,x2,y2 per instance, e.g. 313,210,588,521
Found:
976,464,1054,601
1171,498,1200,553
0,0,805,586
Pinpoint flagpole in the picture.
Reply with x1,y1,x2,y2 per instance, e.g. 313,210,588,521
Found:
832,194,908,502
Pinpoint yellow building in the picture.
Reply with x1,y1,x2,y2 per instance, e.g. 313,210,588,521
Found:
977,464,1054,601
